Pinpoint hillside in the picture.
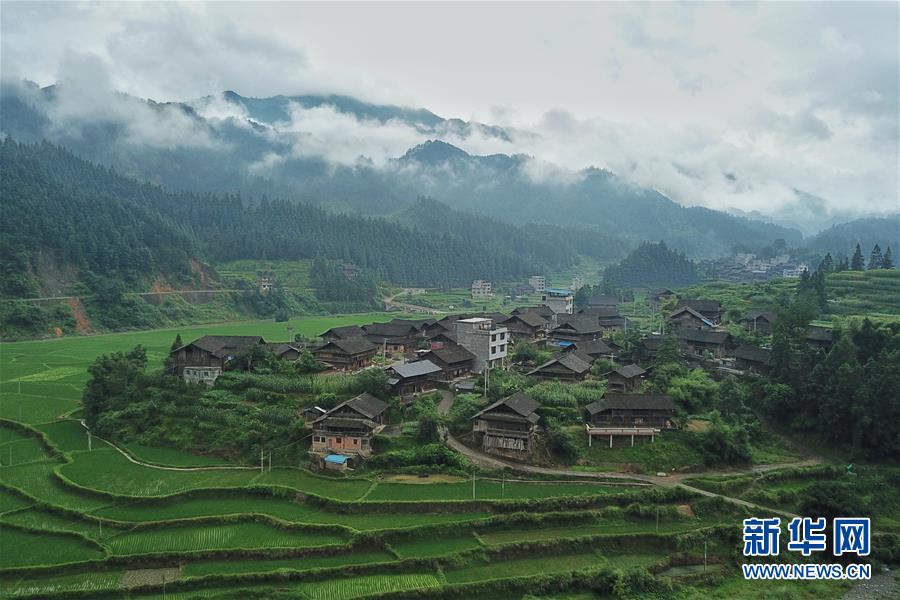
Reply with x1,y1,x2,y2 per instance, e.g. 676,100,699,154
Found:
806,217,899,258
1,83,802,257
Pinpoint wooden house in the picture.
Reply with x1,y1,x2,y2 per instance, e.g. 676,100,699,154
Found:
606,364,646,393
420,344,476,379
677,329,731,359
586,294,619,308
471,392,540,459
265,343,302,361
740,310,776,335
301,406,327,422
319,325,366,342
312,336,377,371
649,288,676,307
561,339,616,362
805,325,834,351
501,312,548,341
526,352,592,381
363,322,421,354
311,393,388,459
170,335,266,384
511,305,555,320
584,393,675,447
674,299,724,324
667,306,715,331
733,345,773,375
386,360,442,396
549,315,601,344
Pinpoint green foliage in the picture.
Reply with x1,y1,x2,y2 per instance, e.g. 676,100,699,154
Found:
309,258,379,310
603,241,699,288
366,443,470,472
699,413,752,465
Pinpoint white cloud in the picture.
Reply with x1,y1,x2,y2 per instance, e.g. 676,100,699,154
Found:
1,2,896,222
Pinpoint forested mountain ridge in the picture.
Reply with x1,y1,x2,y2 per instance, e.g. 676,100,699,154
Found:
1,82,804,257
0,139,608,299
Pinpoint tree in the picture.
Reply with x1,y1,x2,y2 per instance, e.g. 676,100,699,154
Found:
818,252,834,274
163,333,183,374
867,244,883,270
850,243,865,270
882,246,894,269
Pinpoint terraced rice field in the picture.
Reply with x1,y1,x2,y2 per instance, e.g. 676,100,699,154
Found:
0,316,757,599
0,525,105,568
105,521,346,555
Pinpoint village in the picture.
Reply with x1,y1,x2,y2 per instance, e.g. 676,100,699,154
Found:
166,279,834,472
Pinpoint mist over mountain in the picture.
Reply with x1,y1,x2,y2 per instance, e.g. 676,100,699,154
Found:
7,80,890,258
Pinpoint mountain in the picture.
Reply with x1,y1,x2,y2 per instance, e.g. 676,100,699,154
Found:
806,217,899,258
1,82,802,256
0,139,618,300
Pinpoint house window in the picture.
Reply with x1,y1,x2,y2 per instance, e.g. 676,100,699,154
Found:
335,437,342,444
500,344,506,352
491,334,497,342
352,438,358,445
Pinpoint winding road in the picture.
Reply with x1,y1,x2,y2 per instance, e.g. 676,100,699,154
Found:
436,390,819,518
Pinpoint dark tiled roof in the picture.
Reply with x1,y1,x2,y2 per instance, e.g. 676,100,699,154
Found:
578,306,620,318
668,306,715,327
641,335,663,350
587,294,619,307
324,392,389,421
502,312,548,328
512,305,555,318
610,364,646,379
552,315,601,334
527,352,592,376
265,342,300,356
677,329,730,345
389,360,442,378
319,325,365,339
650,288,675,298
676,299,722,313
472,391,540,423
179,336,265,358
742,310,776,323
805,325,834,342
586,393,675,414
566,339,614,356
733,345,772,365
315,336,377,355
363,322,419,338
389,318,435,331
427,330,457,343
423,344,476,365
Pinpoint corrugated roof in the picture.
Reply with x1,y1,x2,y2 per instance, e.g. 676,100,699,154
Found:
389,360,442,378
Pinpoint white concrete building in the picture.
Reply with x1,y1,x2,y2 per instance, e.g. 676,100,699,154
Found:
471,279,493,298
541,288,574,315
528,275,546,293
456,318,508,373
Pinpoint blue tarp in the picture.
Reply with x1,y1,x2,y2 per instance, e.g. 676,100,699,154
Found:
556,341,575,347
324,454,348,464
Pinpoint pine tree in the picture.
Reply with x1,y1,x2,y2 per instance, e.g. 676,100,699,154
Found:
867,244,883,270
881,246,894,270
850,244,865,270
818,253,834,274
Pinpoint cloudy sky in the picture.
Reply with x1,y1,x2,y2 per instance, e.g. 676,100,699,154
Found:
2,2,898,225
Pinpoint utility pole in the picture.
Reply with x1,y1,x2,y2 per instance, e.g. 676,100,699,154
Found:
655,507,659,533
260,448,264,473
268,450,272,472
472,471,476,500
88,432,92,452
99,518,102,538
704,539,708,573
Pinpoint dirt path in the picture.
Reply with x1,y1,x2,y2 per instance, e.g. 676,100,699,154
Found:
383,290,444,315
436,390,820,517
